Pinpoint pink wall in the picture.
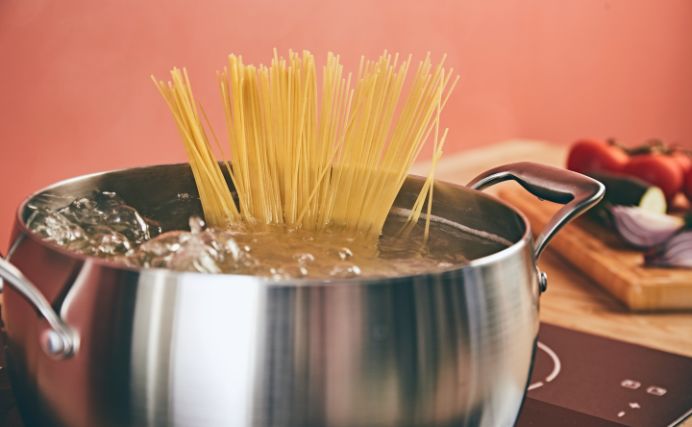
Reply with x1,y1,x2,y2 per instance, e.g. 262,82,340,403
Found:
1,0,692,251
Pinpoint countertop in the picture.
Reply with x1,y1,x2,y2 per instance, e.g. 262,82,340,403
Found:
413,139,691,427
1,139,691,427
412,139,692,359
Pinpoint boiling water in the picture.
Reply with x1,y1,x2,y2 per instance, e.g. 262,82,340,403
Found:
26,191,509,279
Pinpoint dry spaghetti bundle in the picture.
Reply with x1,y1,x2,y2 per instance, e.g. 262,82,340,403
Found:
152,50,457,236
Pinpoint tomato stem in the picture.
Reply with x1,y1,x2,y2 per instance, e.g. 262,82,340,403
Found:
600,137,689,158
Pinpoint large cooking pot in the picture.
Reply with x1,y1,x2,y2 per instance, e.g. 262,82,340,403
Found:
0,162,603,427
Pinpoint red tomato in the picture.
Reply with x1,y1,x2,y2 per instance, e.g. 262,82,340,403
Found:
670,150,692,175
566,139,629,174
623,154,684,202
684,168,692,203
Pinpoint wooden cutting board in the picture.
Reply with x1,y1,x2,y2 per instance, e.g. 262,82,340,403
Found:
498,187,692,312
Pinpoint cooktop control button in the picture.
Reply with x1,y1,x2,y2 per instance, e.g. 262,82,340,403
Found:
620,379,641,390
646,385,667,396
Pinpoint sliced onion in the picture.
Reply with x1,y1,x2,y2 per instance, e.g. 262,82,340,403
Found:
645,231,692,268
610,206,684,248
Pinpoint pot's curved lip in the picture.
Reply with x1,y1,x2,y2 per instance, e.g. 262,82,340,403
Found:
12,163,535,286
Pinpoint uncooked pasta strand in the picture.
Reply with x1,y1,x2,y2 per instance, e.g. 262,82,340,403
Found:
153,51,457,235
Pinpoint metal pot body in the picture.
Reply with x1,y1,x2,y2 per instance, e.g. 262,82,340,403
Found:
0,163,603,427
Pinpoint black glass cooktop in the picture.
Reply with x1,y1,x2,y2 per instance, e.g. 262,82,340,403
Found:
518,324,692,427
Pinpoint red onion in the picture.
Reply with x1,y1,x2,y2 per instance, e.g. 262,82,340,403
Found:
610,206,684,248
645,231,692,268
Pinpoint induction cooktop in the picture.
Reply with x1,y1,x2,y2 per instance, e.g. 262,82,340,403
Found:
518,324,692,427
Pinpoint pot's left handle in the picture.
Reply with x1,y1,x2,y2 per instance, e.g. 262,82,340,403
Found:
0,252,78,359
468,162,605,260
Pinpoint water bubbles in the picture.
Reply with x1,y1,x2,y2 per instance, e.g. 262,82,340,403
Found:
337,247,353,260
136,231,188,268
27,210,88,248
269,267,291,280
188,216,206,234
57,192,159,245
294,253,315,265
222,236,242,260
132,218,261,274
27,191,159,258
27,190,478,279
329,264,362,278
88,229,132,256
103,205,154,243
168,235,222,274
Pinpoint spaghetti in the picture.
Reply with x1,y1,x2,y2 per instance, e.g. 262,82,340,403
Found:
152,50,457,236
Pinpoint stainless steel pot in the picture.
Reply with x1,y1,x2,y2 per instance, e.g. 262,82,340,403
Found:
0,162,603,427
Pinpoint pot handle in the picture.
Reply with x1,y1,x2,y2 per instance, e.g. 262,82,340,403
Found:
0,252,78,359
468,162,604,260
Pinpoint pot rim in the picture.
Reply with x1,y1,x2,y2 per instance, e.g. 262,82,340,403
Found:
11,163,535,286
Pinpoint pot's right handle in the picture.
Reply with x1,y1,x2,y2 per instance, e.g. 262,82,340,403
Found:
468,162,604,260
0,251,78,359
